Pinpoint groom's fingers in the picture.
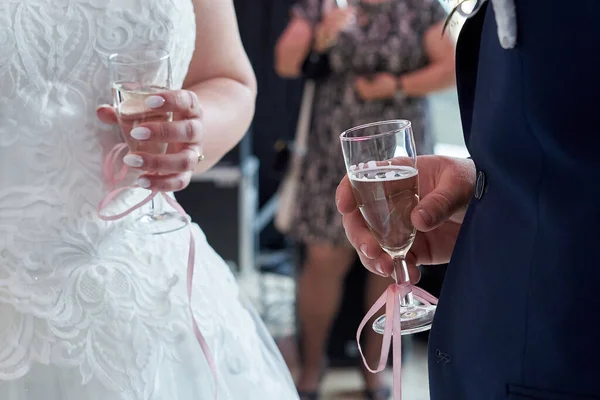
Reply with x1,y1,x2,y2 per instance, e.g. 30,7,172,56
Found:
406,263,422,285
338,175,394,277
412,158,476,232
342,209,393,277
336,175,357,215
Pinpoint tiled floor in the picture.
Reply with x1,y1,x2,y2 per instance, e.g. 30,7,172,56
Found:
320,336,430,400
259,273,432,400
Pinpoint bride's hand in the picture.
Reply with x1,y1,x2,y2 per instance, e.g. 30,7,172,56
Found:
96,90,204,192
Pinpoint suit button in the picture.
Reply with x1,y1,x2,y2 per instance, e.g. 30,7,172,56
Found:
474,170,486,200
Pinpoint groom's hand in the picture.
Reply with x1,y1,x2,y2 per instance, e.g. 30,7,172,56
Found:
336,155,476,277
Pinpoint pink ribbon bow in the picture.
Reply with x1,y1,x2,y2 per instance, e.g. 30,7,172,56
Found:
357,282,438,400
97,143,218,399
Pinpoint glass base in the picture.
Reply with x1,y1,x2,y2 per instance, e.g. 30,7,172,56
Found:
126,211,189,235
372,304,436,335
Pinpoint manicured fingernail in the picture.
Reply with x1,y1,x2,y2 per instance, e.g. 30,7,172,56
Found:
130,127,151,140
374,262,386,276
417,208,433,226
123,154,143,168
96,104,112,111
145,95,165,109
137,177,151,188
360,244,372,259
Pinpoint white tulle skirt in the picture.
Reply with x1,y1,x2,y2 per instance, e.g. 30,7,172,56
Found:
0,301,298,400
0,222,299,400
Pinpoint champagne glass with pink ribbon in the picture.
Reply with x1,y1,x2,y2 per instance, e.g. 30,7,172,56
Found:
340,120,438,399
108,49,189,235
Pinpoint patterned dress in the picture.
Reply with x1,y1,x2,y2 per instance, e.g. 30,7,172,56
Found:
289,0,447,245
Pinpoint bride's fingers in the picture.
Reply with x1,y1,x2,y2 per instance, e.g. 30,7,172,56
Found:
136,170,193,192
129,118,203,144
123,146,201,174
143,89,203,119
96,104,118,125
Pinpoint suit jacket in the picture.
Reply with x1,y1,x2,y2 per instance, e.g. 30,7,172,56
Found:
428,1,600,399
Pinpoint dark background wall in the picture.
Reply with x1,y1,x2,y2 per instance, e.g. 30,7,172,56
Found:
234,0,304,250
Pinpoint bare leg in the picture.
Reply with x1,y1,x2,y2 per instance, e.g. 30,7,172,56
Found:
296,243,356,395
361,272,392,392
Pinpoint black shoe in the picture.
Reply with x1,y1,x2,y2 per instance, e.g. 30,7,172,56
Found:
365,387,392,400
297,390,319,400
296,359,328,400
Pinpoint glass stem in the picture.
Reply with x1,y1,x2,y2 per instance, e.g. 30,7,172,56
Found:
393,256,414,308
149,174,162,217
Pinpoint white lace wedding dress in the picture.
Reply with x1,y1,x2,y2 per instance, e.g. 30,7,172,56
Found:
0,1,298,399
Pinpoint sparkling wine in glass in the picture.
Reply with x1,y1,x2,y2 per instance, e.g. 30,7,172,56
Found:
340,120,436,335
109,49,189,235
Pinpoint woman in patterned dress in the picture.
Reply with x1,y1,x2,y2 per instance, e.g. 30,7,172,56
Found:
276,0,454,398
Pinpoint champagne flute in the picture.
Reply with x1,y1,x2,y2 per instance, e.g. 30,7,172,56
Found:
340,120,436,335
109,49,189,235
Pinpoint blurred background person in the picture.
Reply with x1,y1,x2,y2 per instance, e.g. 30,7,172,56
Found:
275,0,455,398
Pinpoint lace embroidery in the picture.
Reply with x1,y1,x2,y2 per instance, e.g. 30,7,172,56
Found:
0,1,276,398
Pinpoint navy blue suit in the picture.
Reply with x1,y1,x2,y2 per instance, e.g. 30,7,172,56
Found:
428,1,600,398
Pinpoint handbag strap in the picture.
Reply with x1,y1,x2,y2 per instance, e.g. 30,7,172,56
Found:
292,81,314,156
294,0,332,156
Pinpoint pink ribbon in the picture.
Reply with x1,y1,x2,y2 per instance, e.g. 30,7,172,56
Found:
357,282,438,400
97,143,218,399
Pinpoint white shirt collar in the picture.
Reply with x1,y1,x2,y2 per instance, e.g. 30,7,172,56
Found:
444,0,517,49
